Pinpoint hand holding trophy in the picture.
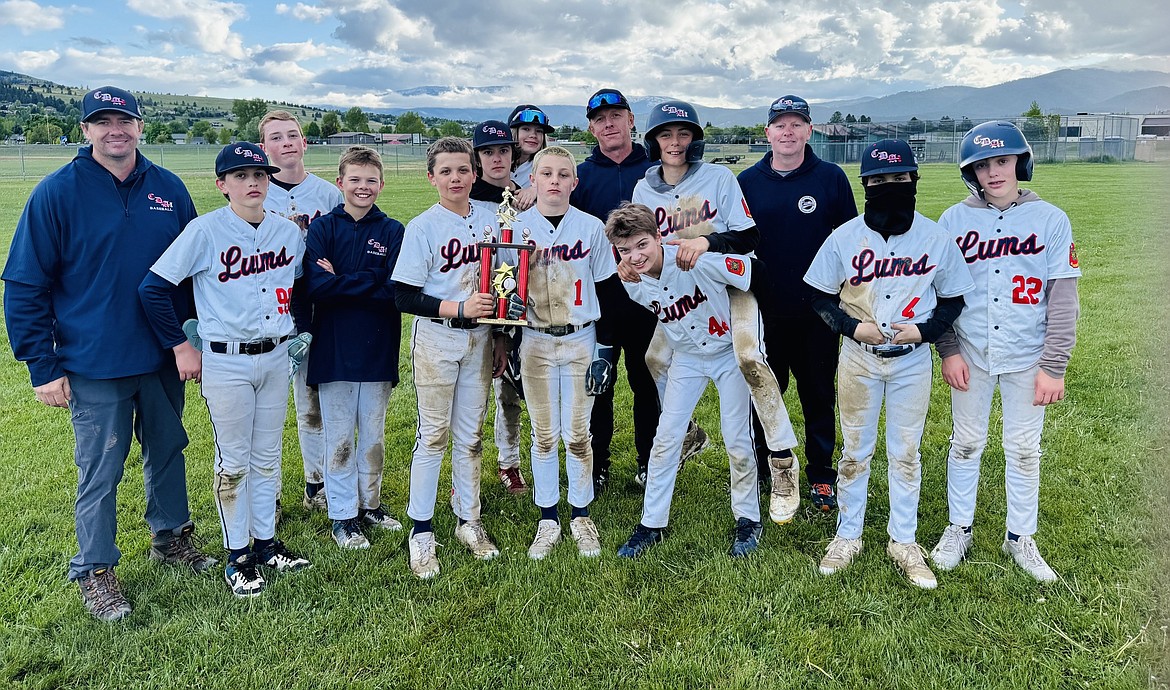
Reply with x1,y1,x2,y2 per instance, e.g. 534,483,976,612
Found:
476,188,533,325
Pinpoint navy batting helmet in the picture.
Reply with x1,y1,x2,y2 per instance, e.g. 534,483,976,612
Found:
959,120,1033,196
644,100,705,163
508,104,554,134
860,139,918,178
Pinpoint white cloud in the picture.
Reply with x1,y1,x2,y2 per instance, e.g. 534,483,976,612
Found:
3,48,61,72
275,2,332,22
125,0,248,59
0,0,65,32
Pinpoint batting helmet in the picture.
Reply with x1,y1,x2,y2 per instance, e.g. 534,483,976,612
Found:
959,120,1033,196
860,139,918,178
508,104,554,134
644,100,705,163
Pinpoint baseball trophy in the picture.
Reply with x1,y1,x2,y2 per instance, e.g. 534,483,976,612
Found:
477,188,532,325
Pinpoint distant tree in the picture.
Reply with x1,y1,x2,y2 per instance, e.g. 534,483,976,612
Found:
829,111,844,123
305,121,321,138
219,127,235,143
1022,101,1043,119
168,121,187,134
845,114,856,123
439,120,465,137
204,128,218,145
232,98,267,125
190,120,214,140
237,118,261,143
321,112,341,138
570,130,597,145
144,121,169,144
395,111,425,135
379,124,394,134
0,119,12,140
344,106,369,132
26,122,63,144
859,115,871,123
427,127,441,139
68,124,81,143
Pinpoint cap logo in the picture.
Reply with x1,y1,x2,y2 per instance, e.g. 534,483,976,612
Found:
482,125,506,136
661,104,689,118
93,90,127,106
871,149,903,163
972,135,1005,149
235,146,265,163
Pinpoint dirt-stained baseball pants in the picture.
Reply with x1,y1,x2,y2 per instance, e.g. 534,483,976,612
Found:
319,380,395,522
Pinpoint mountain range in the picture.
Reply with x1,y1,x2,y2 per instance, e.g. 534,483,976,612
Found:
316,68,1170,128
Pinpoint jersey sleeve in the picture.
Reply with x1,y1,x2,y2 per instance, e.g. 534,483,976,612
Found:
931,229,975,298
588,218,617,282
1046,208,1082,280
150,220,212,285
803,234,844,295
719,171,755,233
694,252,752,292
390,218,433,287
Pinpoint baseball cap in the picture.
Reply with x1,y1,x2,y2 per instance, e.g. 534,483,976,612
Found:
767,95,811,124
473,120,516,149
859,139,918,177
215,142,281,176
81,86,142,122
508,105,554,133
586,89,631,119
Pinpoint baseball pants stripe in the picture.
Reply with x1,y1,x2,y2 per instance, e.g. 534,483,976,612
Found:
319,380,395,521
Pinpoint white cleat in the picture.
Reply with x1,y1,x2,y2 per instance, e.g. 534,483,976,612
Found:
527,519,562,560
768,452,800,525
887,540,938,590
930,524,973,570
569,516,602,558
819,535,863,575
1002,535,1058,582
455,520,500,561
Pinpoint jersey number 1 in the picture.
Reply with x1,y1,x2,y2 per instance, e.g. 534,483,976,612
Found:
573,279,583,307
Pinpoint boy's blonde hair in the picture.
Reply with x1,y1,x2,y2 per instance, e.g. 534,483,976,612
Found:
531,146,576,177
604,202,659,244
426,136,474,174
338,145,383,179
258,110,300,142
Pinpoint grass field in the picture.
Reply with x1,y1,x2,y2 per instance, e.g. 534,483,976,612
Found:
0,157,1168,689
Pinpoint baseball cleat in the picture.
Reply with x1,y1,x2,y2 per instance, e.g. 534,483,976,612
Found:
570,516,602,557
887,540,938,589
809,482,838,512
148,523,218,572
768,452,800,525
616,524,664,559
634,468,648,489
302,485,328,513
527,519,562,560
497,467,529,495
930,524,973,570
592,466,610,496
455,520,500,561
332,518,371,550
78,567,132,622
729,517,763,558
819,535,862,575
408,530,440,579
1002,535,1058,582
224,554,265,598
679,422,709,470
360,506,403,531
256,540,312,572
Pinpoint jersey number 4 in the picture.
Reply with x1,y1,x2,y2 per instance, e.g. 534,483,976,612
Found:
1011,275,1043,305
708,317,730,336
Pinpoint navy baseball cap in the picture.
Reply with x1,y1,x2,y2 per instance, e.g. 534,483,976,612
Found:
473,120,516,149
508,104,554,133
81,86,142,122
215,142,280,176
767,95,811,124
860,139,918,177
586,88,631,119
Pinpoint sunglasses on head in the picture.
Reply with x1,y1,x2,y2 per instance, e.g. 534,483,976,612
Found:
769,98,809,116
588,91,627,111
515,109,548,126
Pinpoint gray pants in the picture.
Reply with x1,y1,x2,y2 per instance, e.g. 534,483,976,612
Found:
67,369,191,580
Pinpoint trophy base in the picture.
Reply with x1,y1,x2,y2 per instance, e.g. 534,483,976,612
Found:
478,317,530,327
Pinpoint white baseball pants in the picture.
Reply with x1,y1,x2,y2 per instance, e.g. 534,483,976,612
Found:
293,352,327,485
945,362,1045,536
834,339,932,544
519,325,596,510
319,380,395,521
405,318,493,523
641,348,759,529
493,378,523,470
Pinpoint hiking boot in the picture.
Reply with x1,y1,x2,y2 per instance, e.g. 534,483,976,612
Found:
887,540,938,589
527,519,562,560
148,523,218,572
78,567,132,621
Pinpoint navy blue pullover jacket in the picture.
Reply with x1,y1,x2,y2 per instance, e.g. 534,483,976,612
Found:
303,203,405,385
737,146,858,318
3,146,196,386
570,143,653,221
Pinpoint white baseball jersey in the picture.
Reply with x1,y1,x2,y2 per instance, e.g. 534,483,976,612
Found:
265,172,343,234
624,246,752,355
150,206,304,343
804,212,974,339
392,201,497,301
512,160,533,189
504,205,616,328
632,162,754,243
938,193,1081,376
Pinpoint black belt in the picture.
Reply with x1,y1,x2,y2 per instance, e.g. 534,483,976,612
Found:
429,318,479,330
207,335,291,355
528,322,593,337
862,342,919,359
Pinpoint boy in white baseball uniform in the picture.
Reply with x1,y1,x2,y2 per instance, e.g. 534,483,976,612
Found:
391,137,506,579
804,139,973,589
501,146,619,560
929,121,1081,583
606,203,765,559
259,110,345,516
303,146,405,550
140,143,312,598
630,100,800,523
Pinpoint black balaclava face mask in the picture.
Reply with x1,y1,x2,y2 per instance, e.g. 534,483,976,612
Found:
863,179,917,238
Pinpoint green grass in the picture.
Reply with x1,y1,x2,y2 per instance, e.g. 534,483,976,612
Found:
0,159,1168,689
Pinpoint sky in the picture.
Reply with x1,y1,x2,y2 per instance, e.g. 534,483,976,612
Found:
1,0,1166,111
